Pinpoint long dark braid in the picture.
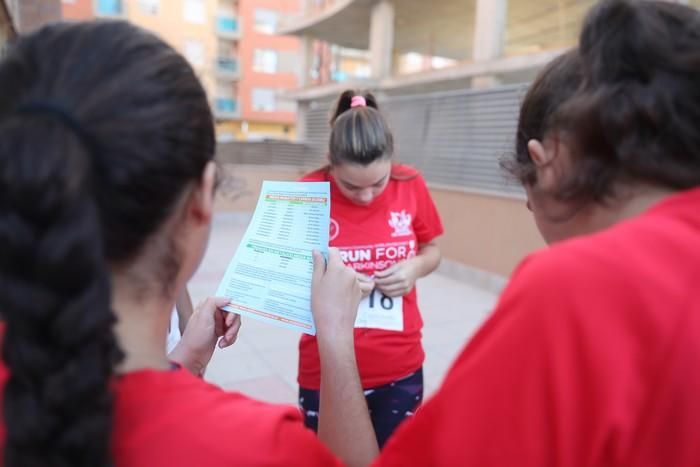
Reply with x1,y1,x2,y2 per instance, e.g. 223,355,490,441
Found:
0,114,120,467
0,21,215,467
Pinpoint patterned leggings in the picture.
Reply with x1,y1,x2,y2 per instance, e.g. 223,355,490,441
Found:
299,368,424,448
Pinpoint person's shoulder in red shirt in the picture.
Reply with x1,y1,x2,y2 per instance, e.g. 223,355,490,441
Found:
389,164,419,181
375,189,700,467
114,367,341,466
0,350,339,467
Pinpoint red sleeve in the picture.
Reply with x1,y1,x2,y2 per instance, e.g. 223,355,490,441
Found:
113,373,343,467
263,408,344,467
411,173,443,244
204,397,343,467
375,248,637,467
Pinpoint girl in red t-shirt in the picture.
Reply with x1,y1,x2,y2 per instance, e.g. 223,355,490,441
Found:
373,2,700,465
0,21,373,467
298,90,444,447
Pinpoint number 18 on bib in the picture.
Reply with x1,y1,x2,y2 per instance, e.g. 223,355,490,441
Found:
354,289,403,331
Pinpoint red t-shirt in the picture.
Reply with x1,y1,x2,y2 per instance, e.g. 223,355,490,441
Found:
298,165,444,389
376,187,700,466
0,363,341,466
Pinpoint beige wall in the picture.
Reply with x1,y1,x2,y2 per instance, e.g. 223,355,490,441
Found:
215,165,546,277
430,187,545,277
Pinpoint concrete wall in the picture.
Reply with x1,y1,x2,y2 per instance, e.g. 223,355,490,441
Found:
214,164,545,277
214,164,307,211
430,187,544,277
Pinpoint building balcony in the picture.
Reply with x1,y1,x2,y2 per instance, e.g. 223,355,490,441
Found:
286,48,563,101
215,57,240,80
216,16,241,40
214,97,240,120
95,0,125,17
278,0,474,61
277,0,369,49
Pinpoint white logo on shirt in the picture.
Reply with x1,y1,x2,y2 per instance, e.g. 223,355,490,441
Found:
329,218,340,241
388,210,413,237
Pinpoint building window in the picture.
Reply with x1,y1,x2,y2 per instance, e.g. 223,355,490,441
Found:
251,88,277,112
183,0,205,24
95,0,123,16
254,9,278,34
253,49,278,74
183,40,205,68
138,0,159,15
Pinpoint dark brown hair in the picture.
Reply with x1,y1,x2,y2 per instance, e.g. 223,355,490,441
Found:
328,90,394,166
504,50,584,186
0,21,214,467
554,0,700,202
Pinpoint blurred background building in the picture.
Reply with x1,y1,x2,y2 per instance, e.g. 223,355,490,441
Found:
272,0,602,277
252,0,699,279
4,0,700,279
62,0,300,141
2,0,62,54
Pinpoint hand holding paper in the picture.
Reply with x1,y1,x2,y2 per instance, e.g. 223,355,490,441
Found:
169,297,241,376
311,248,362,339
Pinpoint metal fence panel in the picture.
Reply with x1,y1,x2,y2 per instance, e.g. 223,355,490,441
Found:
305,85,527,195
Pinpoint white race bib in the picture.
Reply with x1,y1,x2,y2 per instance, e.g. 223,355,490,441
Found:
354,289,403,331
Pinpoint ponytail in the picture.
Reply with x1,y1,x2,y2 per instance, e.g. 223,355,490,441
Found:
0,112,122,467
329,89,380,126
328,90,393,166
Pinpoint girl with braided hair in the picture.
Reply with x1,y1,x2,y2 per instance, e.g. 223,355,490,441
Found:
0,20,373,467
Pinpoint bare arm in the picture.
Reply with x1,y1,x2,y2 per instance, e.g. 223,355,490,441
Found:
312,249,379,467
175,288,195,334
168,297,241,376
410,242,442,278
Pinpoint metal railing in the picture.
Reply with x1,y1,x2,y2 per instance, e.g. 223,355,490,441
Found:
215,57,240,79
216,15,240,39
